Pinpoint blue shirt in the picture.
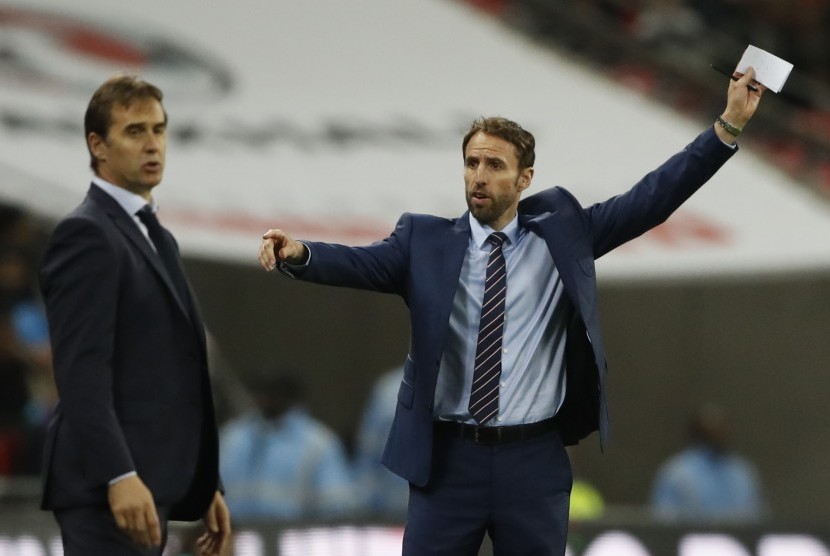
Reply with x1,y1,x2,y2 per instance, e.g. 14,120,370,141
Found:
650,445,764,521
434,214,570,426
220,407,357,521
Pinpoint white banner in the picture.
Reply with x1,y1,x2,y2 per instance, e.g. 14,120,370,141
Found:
2,0,830,280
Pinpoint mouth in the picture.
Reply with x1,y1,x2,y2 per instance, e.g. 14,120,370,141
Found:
470,191,489,207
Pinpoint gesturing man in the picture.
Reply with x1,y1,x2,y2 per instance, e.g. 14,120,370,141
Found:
259,70,763,555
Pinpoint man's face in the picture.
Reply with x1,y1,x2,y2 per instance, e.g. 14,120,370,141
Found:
464,131,532,231
89,98,167,199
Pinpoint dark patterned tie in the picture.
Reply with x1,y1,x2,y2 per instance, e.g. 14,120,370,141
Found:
469,232,508,425
137,206,189,304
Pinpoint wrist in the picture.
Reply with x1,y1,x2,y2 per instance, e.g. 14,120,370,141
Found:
716,115,742,137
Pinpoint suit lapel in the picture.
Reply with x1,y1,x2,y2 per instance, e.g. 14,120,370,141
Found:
428,215,469,368
87,186,193,321
521,210,583,311
440,215,470,302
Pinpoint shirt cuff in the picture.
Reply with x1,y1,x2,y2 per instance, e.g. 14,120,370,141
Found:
714,124,739,149
108,470,137,486
277,242,311,276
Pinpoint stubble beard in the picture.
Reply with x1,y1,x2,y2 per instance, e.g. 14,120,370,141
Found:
466,180,519,227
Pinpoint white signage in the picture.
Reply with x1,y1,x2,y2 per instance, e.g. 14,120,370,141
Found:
1,0,829,281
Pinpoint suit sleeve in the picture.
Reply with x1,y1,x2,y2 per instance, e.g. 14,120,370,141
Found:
40,216,135,487
285,213,412,296
586,127,737,259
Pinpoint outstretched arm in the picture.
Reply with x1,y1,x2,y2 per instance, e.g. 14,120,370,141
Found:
584,67,767,258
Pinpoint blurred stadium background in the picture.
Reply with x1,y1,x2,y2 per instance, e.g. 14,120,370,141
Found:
2,0,830,554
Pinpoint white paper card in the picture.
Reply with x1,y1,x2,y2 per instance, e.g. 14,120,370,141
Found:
736,45,794,93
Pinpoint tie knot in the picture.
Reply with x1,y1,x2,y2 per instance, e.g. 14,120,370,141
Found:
487,232,507,248
137,205,159,225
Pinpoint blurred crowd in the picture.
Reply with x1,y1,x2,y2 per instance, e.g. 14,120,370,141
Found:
0,203,54,478
469,0,830,199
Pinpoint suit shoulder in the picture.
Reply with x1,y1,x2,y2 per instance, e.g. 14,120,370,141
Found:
52,194,114,231
395,212,459,232
42,205,119,278
537,185,581,204
400,212,456,224
520,186,583,215
47,205,115,250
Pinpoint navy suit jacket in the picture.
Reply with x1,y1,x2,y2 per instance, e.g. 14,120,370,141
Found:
39,185,220,520
290,127,735,487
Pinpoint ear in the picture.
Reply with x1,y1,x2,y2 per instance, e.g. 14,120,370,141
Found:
88,133,107,165
518,167,534,192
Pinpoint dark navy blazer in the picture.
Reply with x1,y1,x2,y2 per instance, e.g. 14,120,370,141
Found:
294,127,736,487
39,185,219,520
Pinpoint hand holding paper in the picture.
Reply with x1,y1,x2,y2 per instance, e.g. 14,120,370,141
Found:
736,45,793,93
712,67,762,142
709,45,786,142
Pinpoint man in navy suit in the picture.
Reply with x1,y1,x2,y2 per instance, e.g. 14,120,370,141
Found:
259,70,764,555
40,74,230,555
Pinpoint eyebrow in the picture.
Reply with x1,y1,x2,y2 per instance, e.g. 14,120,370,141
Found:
123,120,166,131
467,154,506,164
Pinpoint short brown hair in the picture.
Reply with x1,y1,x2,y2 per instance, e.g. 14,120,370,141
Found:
84,74,165,172
462,117,535,170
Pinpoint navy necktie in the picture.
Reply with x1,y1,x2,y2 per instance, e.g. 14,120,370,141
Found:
137,206,189,304
469,232,508,425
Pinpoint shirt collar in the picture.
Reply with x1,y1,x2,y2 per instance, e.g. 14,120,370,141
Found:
468,213,520,250
91,176,158,216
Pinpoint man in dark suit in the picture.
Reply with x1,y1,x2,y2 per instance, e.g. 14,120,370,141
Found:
39,74,230,555
258,70,764,554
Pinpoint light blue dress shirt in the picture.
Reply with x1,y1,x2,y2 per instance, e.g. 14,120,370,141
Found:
651,445,764,521
220,407,357,521
434,214,570,426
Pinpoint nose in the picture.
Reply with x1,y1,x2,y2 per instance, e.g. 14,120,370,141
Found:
145,134,161,152
473,165,486,186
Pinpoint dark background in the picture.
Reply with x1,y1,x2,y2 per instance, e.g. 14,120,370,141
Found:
186,258,830,523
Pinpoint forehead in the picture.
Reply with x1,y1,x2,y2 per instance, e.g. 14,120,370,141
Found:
109,98,165,128
464,131,519,163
